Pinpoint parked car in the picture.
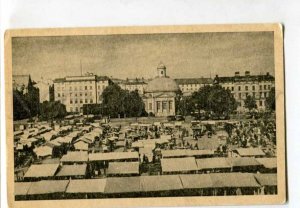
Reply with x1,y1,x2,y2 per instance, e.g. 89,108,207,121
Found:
175,115,185,121
167,115,176,121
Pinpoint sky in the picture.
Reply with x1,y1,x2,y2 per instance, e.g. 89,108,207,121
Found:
12,32,274,82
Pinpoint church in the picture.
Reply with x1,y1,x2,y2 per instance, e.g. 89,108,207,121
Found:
143,63,180,117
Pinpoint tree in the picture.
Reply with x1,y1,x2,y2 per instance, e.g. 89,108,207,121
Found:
13,89,31,120
101,83,146,118
244,95,257,111
189,85,238,115
39,101,67,121
266,87,276,111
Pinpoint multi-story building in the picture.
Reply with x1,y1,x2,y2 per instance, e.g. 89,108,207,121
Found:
174,78,213,96
214,71,275,111
53,73,111,113
119,78,148,95
35,78,53,103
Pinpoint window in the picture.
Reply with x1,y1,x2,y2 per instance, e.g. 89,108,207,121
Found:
157,101,161,111
80,93,82,96
162,101,167,110
259,85,262,90
57,93,60,97
238,86,241,91
75,99,78,104
268,85,271,90
264,85,267,90
252,92,255,97
70,107,73,112
245,86,248,91
80,99,83,103
169,101,173,110
259,101,263,106
149,103,152,110
260,92,263,97
245,92,249,97
70,99,73,104
264,92,267,97
252,86,255,91
75,93,77,97
85,86,88,90
161,71,163,75
90,86,92,90
85,99,88,103
231,87,234,91
62,93,64,97
239,93,241,99
85,93,88,96
90,99,93,103
75,107,78,112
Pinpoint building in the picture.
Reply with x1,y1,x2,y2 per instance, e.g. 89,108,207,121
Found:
53,73,111,113
214,71,275,111
119,78,149,95
174,78,213,96
35,78,53,103
143,63,180,116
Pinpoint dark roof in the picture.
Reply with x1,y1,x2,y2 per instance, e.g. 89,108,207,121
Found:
175,78,213,85
214,74,275,84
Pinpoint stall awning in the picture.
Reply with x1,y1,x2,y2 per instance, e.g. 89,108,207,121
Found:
254,174,277,186
140,175,183,192
66,179,106,193
89,151,139,162
256,158,277,169
104,177,141,194
56,164,87,177
161,157,198,173
235,148,266,157
60,151,88,163
196,157,231,170
24,164,59,178
107,162,139,175
14,182,32,196
27,180,69,195
210,173,260,188
180,174,213,189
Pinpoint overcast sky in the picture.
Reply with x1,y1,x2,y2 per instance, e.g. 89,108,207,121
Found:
12,32,274,82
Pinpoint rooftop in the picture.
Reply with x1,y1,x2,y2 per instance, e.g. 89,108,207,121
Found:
24,164,59,178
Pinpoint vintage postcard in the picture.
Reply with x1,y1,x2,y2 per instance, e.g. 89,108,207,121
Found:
5,24,286,207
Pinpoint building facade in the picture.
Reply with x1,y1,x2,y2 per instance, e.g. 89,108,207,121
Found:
214,71,275,112
119,78,148,95
35,78,53,103
143,63,180,117
53,73,111,113
174,78,213,96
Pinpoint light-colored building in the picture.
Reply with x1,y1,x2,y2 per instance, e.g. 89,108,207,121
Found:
119,78,148,95
53,73,111,113
143,63,180,117
174,78,213,96
214,71,275,111
35,78,53,103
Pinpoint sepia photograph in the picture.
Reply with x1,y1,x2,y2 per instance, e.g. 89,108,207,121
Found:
5,24,285,207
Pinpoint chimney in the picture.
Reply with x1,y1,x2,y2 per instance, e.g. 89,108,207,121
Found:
245,71,250,76
235,72,240,77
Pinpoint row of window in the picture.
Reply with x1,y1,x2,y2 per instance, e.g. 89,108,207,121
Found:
226,84,272,91
235,92,269,99
70,99,93,104
56,85,107,91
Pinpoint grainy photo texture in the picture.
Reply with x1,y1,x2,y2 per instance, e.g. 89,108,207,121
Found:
5,24,286,207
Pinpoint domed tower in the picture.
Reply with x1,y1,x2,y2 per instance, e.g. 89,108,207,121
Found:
157,62,167,77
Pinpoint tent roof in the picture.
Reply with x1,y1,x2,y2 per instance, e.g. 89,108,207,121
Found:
89,151,139,161
226,157,262,167
24,164,59,178
104,177,141,194
196,158,231,170
74,141,89,151
256,158,277,169
60,151,88,163
14,182,32,196
34,146,53,157
235,148,265,157
180,174,213,189
66,179,106,193
56,164,87,177
107,162,139,175
161,149,214,158
161,157,198,173
254,174,277,186
210,173,260,188
27,180,69,195
141,175,183,192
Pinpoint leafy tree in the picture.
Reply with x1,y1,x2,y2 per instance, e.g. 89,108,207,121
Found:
39,101,67,121
266,87,276,111
101,84,146,118
13,89,31,120
244,95,257,111
189,85,237,115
